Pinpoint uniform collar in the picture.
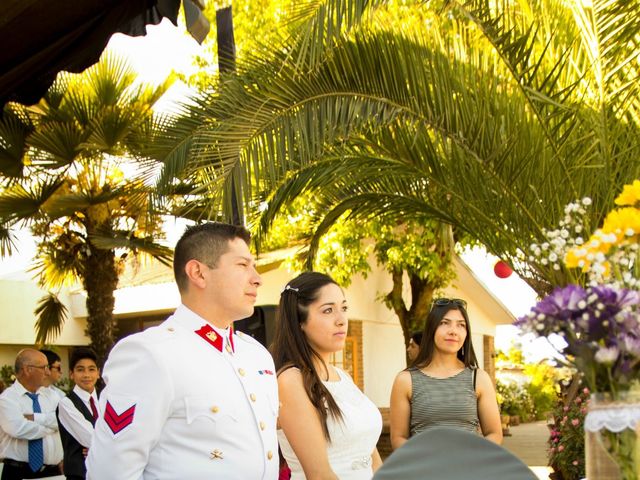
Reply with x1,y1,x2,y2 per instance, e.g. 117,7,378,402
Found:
194,323,235,353
173,304,235,353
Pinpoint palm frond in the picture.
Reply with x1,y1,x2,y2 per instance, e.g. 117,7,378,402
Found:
0,103,33,178
88,230,173,266
34,293,68,345
0,223,17,256
0,178,63,222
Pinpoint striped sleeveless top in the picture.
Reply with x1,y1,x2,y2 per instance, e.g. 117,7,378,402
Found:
409,367,479,437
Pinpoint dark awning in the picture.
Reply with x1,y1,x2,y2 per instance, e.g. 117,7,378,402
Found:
0,0,183,108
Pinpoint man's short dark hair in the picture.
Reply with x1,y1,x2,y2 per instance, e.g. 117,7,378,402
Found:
40,349,61,366
173,222,251,292
69,347,98,371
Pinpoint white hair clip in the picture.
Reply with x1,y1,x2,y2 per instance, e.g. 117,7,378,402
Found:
281,284,300,294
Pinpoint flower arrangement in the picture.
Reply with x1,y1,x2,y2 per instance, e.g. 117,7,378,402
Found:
517,180,640,395
548,387,590,480
517,180,640,479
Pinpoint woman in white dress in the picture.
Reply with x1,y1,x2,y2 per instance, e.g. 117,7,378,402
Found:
272,272,383,480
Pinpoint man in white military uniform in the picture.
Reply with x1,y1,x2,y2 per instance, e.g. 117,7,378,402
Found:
86,222,279,479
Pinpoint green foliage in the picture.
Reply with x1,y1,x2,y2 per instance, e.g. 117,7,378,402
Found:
0,55,175,360
162,0,640,300
548,386,589,480
524,363,562,420
0,364,14,387
496,380,535,420
496,345,525,367
55,376,73,394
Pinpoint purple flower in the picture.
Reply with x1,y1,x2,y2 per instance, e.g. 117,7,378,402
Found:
517,282,640,392
621,334,640,356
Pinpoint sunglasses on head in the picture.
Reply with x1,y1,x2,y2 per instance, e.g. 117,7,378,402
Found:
432,298,467,309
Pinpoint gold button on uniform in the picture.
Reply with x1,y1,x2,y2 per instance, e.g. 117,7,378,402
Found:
211,406,219,413
267,450,273,460
210,449,223,459
260,421,266,431
225,344,233,353
238,368,245,376
250,393,256,402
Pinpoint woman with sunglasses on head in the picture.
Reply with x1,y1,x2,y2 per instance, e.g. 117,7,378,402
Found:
272,272,383,480
389,298,502,451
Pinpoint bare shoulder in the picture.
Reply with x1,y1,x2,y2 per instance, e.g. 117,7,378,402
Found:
474,368,495,390
392,369,412,392
277,366,304,388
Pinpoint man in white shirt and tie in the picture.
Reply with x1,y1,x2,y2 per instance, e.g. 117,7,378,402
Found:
57,347,101,480
0,348,63,479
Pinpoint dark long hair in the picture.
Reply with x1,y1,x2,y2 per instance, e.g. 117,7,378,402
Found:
412,302,479,370
270,272,343,441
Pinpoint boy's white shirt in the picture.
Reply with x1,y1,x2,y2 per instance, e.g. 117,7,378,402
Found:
57,384,99,448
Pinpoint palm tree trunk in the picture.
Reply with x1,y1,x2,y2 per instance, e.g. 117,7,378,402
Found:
82,243,118,366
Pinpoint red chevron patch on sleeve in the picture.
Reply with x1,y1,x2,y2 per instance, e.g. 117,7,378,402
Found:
104,400,136,435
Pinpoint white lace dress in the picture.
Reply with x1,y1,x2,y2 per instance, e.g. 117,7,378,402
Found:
278,367,383,480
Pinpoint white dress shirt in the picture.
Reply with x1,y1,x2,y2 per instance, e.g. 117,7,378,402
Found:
86,304,279,480
45,384,66,402
0,380,63,465
57,385,99,448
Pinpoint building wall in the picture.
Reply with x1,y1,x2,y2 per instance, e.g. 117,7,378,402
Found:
0,280,88,347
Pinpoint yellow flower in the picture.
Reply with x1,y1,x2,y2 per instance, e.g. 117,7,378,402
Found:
614,179,640,207
601,207,640,244
565,247,591,271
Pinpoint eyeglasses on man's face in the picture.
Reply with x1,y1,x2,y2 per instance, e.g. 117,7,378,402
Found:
28,364,50,371
49,365,62,372
432,298,467,309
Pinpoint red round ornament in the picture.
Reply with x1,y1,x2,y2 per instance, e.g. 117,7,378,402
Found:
493,260,513,278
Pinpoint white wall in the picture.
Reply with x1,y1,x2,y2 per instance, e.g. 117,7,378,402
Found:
362,321,405,406
0,280,86,346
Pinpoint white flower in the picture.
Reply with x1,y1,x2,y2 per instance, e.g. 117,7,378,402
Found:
575,225,583,233
549,253,558,262
625,228,635,237
582,197,592,206
594,346,619,364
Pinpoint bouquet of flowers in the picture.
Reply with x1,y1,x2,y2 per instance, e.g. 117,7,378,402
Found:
516,180,640,479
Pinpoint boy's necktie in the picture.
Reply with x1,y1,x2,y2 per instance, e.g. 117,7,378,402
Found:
90,396,99,420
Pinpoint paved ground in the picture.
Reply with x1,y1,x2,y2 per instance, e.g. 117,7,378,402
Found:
502,420,553,479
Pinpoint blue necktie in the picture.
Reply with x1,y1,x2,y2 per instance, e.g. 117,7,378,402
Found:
25,392,44,472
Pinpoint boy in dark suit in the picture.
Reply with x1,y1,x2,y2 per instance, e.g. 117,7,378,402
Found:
56,348,100,480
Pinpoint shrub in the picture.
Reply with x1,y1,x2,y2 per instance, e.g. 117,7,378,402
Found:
548,386,589,480
496,380,535,421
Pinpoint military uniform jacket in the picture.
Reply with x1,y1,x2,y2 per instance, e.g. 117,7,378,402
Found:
86,305,279,480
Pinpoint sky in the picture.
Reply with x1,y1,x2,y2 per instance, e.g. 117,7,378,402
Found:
0,18,562,362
